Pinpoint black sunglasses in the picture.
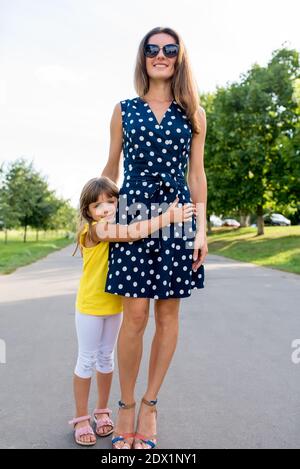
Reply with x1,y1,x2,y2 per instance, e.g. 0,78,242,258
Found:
144,43,179,58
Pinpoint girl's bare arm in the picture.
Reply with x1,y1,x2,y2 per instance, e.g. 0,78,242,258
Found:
89,199,195,243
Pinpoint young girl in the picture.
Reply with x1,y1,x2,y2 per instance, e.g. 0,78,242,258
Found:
69,176,195,446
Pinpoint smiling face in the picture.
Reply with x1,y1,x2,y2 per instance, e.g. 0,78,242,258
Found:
145,33,178,81
88,192,118,223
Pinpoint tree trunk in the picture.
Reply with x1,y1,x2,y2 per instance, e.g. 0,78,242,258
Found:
5,229,8,244
206,216,213,235
240,213,251,227
24,225,27,243
256,204,264,235
36,230,39,241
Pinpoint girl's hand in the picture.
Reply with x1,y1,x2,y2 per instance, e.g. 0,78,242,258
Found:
167,197,196,223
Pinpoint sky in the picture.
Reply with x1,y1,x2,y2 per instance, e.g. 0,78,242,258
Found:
0,0,299,207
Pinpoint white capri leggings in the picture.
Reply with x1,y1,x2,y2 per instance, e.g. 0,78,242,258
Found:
75,310,123,379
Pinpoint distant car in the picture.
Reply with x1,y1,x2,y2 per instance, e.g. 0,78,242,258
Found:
222,219,240,228
210,215,223,227
263,213,291,226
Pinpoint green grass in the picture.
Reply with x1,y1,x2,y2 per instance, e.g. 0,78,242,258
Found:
207,225,300,274
0,229,75,275
1,226,299,276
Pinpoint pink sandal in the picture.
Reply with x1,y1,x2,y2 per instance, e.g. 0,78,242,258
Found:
69,415,96,446
93,408,114,437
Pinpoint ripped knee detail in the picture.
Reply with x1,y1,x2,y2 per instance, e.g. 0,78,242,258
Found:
96,349,114,374
75,350,98,378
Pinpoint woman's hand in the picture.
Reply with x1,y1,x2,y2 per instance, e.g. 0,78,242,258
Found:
167,197,196,224
192,231,208,271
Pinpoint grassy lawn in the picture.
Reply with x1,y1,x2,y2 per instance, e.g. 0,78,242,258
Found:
1,227,299,276
207,225,300,275
0,229,75,275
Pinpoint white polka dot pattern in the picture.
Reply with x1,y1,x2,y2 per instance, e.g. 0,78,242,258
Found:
104,97,205,298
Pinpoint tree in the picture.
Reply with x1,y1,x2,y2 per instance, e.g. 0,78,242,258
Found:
48,199,77,234
203,46,300,235
0,163,21,243
2,159,62,242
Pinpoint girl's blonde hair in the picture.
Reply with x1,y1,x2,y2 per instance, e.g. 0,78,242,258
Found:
134,26,202,134
72,176,119,256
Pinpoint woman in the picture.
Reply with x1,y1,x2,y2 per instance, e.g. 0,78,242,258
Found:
101,26,208,449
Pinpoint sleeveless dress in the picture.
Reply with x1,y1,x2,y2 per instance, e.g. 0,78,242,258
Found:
104,96,205,299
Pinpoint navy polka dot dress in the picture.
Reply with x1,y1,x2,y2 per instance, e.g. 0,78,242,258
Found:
104,96,205,299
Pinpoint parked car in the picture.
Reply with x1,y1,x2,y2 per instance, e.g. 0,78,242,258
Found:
222,218,240,228
263,213,291,226
210,215,223,227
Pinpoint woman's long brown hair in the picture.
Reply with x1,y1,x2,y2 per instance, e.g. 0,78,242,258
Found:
72,176,119,256
134,26,202,134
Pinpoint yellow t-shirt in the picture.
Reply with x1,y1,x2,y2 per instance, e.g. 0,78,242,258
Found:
75,221,123,316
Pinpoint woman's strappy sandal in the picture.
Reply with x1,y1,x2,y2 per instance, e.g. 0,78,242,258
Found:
68,415,97,446
134,397,158,449
111,400,136,449
93,407,114,437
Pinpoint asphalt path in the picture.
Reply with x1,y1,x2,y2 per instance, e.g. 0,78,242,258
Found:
0,245,299,449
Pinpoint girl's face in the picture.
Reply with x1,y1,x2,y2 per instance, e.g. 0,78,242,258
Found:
145,33,178,81
88,193,118,223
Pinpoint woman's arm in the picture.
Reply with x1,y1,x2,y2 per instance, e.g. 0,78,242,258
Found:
100,103,123,184
88,199,195,243
187,106,208,269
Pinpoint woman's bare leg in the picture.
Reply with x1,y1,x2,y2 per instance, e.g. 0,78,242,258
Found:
134,298,181,449
113,297,150,448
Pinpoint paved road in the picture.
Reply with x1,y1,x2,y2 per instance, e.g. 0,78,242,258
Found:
0,245,299,449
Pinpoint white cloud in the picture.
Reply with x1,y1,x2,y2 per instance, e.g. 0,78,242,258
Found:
0,80,7,106
35,65,90,87
0,0,299,207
